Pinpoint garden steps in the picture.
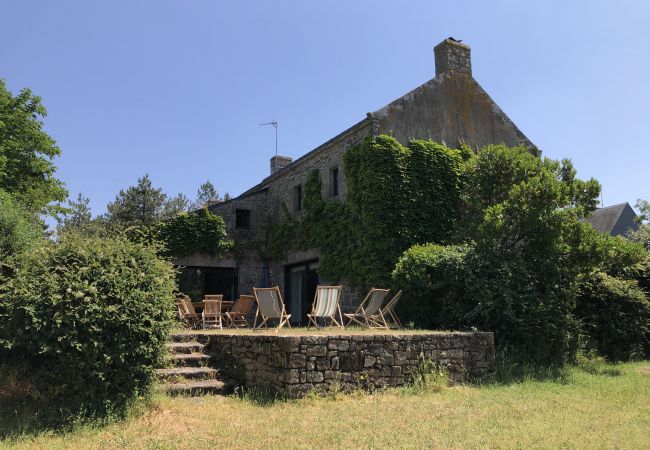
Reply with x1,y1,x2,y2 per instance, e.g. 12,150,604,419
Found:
165,341,204,354
169,353,210,367
162,379,233,396
156,367,218,382
158,333,234,396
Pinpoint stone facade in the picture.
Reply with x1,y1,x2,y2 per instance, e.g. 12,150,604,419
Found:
179,38,534,314
202,331,494,398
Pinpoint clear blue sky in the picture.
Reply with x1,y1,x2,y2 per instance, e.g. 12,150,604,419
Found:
1,0,648,216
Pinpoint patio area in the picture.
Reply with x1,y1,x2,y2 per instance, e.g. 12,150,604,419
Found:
171,329,495,397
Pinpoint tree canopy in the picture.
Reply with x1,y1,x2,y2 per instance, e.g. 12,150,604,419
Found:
105,175,189,226
0,80,67,215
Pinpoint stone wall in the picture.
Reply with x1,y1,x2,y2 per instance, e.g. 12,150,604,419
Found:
203,331,494,397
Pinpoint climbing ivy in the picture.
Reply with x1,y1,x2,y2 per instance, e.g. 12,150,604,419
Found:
262,135,462,288
154,208,232,258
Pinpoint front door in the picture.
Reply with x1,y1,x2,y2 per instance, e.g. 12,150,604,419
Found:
285,260,319,325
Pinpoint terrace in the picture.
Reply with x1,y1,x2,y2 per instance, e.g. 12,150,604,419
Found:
164,328,495,398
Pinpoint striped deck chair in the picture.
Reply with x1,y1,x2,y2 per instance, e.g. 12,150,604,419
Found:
202,295,224,329
307,285,344,329
381,290,403,329
177,295,200,329
253,287,291,330
343,288,390,329
226,295,255,328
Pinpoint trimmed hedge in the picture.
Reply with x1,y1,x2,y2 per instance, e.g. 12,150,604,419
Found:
0,232,176,425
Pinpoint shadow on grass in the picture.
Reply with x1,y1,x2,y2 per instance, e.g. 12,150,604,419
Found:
470,350,625,387
232,386,290,407
470,350,572,386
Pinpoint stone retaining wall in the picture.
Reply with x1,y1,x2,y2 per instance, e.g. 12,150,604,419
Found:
202,332,494,397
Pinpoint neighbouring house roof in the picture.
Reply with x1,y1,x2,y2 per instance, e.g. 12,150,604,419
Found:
582,202,639,237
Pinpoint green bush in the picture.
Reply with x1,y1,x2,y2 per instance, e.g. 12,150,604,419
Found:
0,189,43,267
392,243,470,329
576,272,650,361
0,232,176,426
393,243,580,364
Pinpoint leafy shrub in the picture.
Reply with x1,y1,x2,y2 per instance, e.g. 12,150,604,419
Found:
0,232,176,426
576,272,650,361
574,350,623,377
393,243,580,364
0,190,43,267
392,243,470,329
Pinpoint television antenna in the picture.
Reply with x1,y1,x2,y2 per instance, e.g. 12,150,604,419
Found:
259,119,278,156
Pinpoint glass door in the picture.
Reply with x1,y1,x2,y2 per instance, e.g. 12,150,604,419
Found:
286,260,319,325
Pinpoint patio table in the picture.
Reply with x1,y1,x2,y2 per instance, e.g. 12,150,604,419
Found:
192,301,234,313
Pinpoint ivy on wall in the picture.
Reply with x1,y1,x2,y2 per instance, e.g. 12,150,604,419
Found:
262,135,462,288
129,208,233,258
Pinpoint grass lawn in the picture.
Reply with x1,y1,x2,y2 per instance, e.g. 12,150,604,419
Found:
2,361,649,449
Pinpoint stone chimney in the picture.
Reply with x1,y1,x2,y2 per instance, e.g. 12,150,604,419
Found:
270,155,293,175
434,38,471,76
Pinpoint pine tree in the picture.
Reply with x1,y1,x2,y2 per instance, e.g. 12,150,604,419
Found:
106,175,167,226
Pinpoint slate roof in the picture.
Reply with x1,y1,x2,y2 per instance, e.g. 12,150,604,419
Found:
582,202,639,237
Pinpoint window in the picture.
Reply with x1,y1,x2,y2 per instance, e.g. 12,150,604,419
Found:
329,166,339,197
235,209,251,229
294,184,302,211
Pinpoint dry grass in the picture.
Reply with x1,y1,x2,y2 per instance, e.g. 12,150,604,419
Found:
3,362,649,449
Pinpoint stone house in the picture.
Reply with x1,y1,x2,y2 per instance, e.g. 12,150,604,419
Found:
174,38,533,323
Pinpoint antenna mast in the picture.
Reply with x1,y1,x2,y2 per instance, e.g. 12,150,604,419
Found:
259,119,278,156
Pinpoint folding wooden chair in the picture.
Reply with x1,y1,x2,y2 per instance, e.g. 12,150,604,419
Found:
344,288,390,329
177,295,201,329
381,290,403,329
307,285,344,329
202,295,224,329
253,287,291,330
226,295,255,328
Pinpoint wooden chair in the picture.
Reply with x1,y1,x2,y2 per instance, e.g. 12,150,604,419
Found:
381,290,403,329
177,295,200,329
253,287,291,331
226,295,255,328
202,295,224,329
344,288,390,329
307,285,344,329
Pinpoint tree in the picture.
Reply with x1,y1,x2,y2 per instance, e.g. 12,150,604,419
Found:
635,199,650,224
58,193,92,230
191,180,221,210
630,199,650,251
106,175,167,226
162,193,190,219
0,80,67,215
394,144,606,363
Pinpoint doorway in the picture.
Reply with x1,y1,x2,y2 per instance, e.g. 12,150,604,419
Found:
285,260,319,325
177,267,238,302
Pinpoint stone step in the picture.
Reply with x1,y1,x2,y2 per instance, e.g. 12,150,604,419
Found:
166,342,204,354
156,367,218,382
170,333,209,343
161,379,233,397
170,353,211,367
